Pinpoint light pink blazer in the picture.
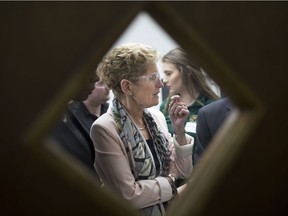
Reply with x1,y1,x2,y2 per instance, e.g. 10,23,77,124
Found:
90,107,193,209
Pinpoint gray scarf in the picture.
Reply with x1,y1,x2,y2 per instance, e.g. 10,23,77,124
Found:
111,98,171,216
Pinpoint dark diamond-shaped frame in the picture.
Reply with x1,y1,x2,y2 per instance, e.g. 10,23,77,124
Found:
24,2,264,216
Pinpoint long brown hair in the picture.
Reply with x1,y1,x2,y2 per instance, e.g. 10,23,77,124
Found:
163,48,219,99
162,48,220,111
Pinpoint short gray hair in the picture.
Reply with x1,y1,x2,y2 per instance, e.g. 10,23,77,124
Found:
97,43,159,98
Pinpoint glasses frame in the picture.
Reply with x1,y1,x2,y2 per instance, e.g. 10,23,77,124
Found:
132,72,161,84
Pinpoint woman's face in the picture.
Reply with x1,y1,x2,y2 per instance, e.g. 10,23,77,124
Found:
130,61,163,108
162,62,182,96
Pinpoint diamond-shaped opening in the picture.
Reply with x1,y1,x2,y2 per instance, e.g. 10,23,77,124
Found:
25,4,263,216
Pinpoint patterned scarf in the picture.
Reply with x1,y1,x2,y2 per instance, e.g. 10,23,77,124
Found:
111,98,171,180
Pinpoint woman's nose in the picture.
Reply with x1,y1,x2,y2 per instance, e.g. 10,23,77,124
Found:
161,78,168,85
156,78,164,88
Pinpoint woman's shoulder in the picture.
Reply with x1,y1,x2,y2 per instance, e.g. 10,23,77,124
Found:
200,97,231,113
199,93,217,105
92,111,114,128
90,112,121,138
148,107,165,119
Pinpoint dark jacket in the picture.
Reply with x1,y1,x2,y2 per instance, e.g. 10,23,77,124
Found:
50,101,108,181
192,97,233,165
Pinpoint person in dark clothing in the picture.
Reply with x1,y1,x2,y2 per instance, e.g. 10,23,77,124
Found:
51,108,97,174
192,97,233,166
49,69,102,181
68,79,110,137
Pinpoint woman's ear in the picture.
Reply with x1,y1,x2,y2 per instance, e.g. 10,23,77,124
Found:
120,79,132,95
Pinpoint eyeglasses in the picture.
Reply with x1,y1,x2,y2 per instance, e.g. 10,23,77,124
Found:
132,72,161,84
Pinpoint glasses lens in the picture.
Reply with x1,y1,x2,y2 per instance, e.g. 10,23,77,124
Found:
133,72,160,83
148,73,155,81
151,73,160,82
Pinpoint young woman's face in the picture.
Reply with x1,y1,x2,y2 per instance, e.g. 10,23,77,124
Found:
162,62,182,96
130,61,163,108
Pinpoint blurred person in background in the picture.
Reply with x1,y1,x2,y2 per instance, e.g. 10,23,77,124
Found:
160,47,220,187
193,97,233,166
49,69,104,182
160,47,220,139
